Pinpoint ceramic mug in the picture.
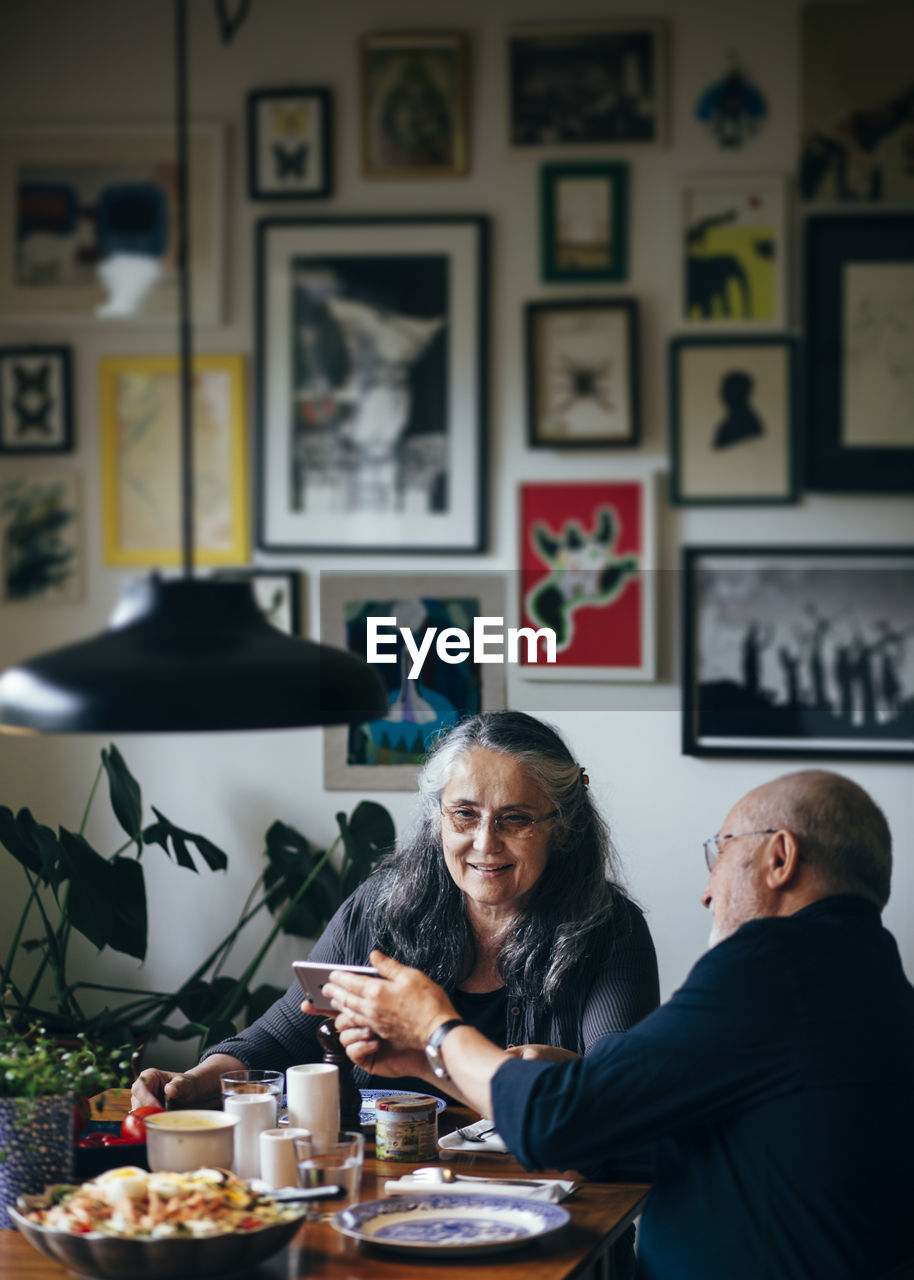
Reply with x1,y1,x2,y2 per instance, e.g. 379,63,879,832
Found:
144,1110,237,1173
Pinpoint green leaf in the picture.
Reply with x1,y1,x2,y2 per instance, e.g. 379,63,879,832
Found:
101,744,143,849
175,976,238,1022
58,828,116,951
0,806,60,879
200,1018,238,1049
338,800,395,898
144,807,228,873
262,821,340,937
245,982,284,1025
106,857,148,960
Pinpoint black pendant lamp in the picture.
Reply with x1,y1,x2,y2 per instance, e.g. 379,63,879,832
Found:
0,1,387,734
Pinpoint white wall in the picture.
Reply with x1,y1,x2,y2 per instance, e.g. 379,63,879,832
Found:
1,0,911,1066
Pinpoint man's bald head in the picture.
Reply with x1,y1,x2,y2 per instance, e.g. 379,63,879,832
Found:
737,770,892,909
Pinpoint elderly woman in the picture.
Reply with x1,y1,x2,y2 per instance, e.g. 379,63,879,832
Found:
132,710,658,1108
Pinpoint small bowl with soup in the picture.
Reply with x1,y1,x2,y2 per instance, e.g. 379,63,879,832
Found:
144,1110,238,1173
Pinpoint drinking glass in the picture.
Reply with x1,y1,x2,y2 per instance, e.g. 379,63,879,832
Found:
219,1069,284,1123
294,1130,364,1217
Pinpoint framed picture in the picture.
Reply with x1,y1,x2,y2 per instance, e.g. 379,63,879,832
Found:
805,213,914,492
247,87,332,200
518,478,656,681
213,568,302,635
681,175,788,326
0,124,224,323
360,33,469,177
0,471,82,603
507,21,667,148
525,298,639,447
99,354,249,567
682,546,914,759
0,345,73,453
541,163,628,284
256,215,489,553
669,336,799,505
799,2,914,203
320,571,507,790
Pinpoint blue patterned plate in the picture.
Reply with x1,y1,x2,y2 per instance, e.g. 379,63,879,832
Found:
358,1089,447,1127
332,1192,570,1256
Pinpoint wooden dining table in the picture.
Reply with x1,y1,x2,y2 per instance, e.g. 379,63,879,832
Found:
0,1089,649,1280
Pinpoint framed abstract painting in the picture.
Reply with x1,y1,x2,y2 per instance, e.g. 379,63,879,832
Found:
680,174,787,327
0,345,73,453
0,471,82,603
518,478,656,681
256,215,488,553
525,298,639,447
540,162,628,284
805,213,914,492
320,571,507,789
99,354,249,567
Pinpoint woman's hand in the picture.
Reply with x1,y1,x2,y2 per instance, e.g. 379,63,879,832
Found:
131,1068,204,1109
505,1044,581,1064
318,950,458,1052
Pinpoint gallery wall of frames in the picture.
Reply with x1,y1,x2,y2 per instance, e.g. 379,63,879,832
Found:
1,0,913,1016
1,0,913,781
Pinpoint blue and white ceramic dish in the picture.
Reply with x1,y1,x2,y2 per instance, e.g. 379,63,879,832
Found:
358,1089,446,1127
331,1192,570,1256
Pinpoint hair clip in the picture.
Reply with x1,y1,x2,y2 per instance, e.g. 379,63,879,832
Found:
580,767,589,788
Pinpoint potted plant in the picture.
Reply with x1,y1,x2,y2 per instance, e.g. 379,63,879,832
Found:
0,1013,132,1228
0,745,395,1058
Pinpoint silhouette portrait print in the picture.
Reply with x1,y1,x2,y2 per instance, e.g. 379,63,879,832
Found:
712,369,765,449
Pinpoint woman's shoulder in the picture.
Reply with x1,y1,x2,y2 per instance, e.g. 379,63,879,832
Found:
602,884,655,950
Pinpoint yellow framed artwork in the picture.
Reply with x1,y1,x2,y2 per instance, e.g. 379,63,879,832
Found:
99,354,249,567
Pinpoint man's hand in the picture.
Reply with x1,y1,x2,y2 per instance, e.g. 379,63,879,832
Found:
318,950,458,1051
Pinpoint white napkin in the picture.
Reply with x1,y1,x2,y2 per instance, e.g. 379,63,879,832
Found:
438,1120,509,1153
383,1174,578,1202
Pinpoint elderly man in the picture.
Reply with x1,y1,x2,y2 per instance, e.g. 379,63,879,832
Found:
323,770,914,1280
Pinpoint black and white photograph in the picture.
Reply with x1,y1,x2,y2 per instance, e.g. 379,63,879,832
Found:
0,345,72,453
256,216,488,552
247,87,332,200
669,336,798,504
507,21,667,148
682,546,914,759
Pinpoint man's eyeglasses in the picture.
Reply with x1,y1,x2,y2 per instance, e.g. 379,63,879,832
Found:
441,806,558,840
702,829,778,872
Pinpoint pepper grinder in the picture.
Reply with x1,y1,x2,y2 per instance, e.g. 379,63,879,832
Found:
317,1018,363,1131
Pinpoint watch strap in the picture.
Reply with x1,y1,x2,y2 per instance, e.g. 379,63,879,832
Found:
426,1018,466,1052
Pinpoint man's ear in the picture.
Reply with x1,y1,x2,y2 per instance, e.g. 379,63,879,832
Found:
765,829,801,890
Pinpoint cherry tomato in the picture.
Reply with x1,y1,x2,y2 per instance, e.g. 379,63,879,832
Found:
120,1105,164,1143
77,1132,108,1147
101,1135,132,1146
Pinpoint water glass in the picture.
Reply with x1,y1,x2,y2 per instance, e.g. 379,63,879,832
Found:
294,1130,364,1217
219,1069,284,1123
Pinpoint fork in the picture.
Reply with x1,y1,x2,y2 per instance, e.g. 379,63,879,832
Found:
455,1123,498,1142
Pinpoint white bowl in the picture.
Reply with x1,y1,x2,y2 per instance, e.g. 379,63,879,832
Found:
143,1110,237,1173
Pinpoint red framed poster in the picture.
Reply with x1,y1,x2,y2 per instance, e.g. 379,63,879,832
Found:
519,477,656,680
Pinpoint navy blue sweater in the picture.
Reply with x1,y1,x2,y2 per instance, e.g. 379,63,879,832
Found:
493,896,914,1280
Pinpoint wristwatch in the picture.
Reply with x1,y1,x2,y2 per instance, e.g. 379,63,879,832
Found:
424,1019,466,1081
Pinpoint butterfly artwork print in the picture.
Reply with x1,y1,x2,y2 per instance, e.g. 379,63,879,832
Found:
248,88,333,199
0,346,73,454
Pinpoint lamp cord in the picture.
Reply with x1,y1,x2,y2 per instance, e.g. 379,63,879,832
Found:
175,0,194,577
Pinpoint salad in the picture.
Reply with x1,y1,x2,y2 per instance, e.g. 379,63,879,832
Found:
24,1166,301,1239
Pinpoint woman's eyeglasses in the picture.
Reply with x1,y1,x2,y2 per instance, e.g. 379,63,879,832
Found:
441,806,558,840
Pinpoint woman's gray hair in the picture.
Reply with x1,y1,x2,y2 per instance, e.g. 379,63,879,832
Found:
369,711,629,1009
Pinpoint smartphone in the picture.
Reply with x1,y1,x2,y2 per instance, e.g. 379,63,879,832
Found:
292,960,380,1015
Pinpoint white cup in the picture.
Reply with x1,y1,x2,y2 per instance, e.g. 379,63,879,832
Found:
260,1126,311,1189
285,1064,340,1148
223,1092,276,1180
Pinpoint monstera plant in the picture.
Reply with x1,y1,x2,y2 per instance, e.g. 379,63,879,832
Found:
0,745,395,1056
